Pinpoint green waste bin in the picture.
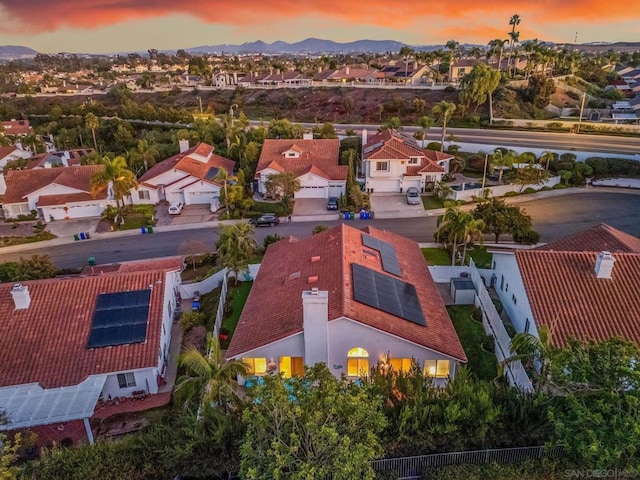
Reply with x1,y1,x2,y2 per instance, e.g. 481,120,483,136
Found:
147,226,154,234
73,233,80,241
349,212,355,220
88,257,96,266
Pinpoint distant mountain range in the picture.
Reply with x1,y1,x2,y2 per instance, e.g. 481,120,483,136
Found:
0,45,38,59
185,38,445,54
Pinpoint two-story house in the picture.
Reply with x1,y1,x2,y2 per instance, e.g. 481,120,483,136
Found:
362,129,451,193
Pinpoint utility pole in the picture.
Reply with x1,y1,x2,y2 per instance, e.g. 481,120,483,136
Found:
481,153,489,191
198,96,203,115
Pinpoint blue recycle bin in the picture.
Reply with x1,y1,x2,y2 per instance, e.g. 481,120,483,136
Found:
141,227,147,234
79,232,86,240
365,211,371,219
344,212,350,220
359,210,365,219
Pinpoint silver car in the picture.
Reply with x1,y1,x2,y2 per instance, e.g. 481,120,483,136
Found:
406,187,421,205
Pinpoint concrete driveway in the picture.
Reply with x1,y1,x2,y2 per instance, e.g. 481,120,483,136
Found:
157,204,217,226
292,198,339,222
370,193,425,219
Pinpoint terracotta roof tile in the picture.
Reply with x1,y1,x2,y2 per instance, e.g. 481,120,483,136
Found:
36,192,106,207
517,249,640,348
1,120,32,136
0,259,181,389
0,146,19,159
255,139,346,181
364,130,425,160
227,224,466,361
3,165,105,204
536,223,640,253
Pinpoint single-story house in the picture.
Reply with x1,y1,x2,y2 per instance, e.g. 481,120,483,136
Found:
0,257,183,443
489,223,640,347
255,137,347,199
0,145,32,169
132,141,235,211
2,165,114,222
362,129,450,193
227,224,467,384
1,119,32,137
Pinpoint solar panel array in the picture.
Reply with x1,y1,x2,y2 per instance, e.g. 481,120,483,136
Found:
352,264,426,326
87,290,151,349
361,234,403,277
204,167,220,181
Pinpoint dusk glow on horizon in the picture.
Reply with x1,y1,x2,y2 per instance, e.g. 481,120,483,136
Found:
0,0,638,53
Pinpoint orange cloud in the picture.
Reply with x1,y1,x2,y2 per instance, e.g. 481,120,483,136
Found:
0,0,636,38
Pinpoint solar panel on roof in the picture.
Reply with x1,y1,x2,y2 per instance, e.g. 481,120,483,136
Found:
204,167,220,181
361,234,403,277
364,142,384,154
352,263,425,326
87,289,151,349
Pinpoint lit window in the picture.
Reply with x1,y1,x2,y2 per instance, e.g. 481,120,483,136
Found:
390,358,413,372
242,358,268,376
117,372,136,388
347,347,369,377
279,356,304,378
424,360,450,378
375,161,389,172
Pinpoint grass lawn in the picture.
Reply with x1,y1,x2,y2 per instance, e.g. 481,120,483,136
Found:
0,231,56,246
220,281,252,348
461,169,484,178
447,305,497,381
422,247,451,266
421,195,444,210
467,246,493,269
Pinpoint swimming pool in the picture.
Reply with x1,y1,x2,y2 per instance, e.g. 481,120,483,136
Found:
451,182,484,191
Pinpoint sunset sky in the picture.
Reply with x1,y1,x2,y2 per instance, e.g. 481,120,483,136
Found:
0,0,638,54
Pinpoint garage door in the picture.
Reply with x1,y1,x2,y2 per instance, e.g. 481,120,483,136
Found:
401,179,421,191
369,179,400,193
295,186,327,198
187,191,215,204
328,184,344,197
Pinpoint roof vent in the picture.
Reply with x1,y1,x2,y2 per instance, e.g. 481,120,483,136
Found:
286,271,301,283
595,251,615,279
308,276,318,284
11,283,31,310
311,256,321,263
311,287,319,295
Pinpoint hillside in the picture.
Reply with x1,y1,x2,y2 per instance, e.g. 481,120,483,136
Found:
0,45,38,59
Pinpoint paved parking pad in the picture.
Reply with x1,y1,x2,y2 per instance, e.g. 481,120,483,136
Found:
370,194,425,219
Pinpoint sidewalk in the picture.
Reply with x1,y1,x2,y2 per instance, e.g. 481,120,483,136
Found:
1,186,637,255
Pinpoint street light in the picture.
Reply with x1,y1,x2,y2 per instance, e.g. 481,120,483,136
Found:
576,92,586,133
481,153,489,191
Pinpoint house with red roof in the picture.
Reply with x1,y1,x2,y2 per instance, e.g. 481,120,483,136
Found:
132,141,235,211
1,119,32,137
0,145,32,170
0,257,183,441
255,138,347,199
362,129,451,193
1,164,115,222
226,224,466,384
489,224,640,348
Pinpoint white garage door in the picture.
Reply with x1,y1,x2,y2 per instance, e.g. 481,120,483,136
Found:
328,184,345,197
401,179,421,191
369,179,401,193
187,191,215,204
295,185,327,198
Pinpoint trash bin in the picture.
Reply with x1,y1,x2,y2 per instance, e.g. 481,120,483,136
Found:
365,211,371,219
141,227,147,234
79,232,86,240
73,233,79,241
84,232,90,239
88,256,96,266
369,211,375,219
344,212,350,220
147,226,154,234
359,211,365,220
349,212,355,220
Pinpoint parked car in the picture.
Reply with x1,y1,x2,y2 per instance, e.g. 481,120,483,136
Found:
406,187,421,205
168,202,184,215
326,197,339,210
249,213,280,227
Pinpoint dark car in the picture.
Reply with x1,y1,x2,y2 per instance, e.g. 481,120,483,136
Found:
249,213,280,227
326,197,339,210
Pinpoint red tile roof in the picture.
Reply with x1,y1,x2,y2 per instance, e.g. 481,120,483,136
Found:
364,130,425,160
0,146,19,159
423,150,455,163
227,224,466,361
536,223,640,253
516,249,640,348
36,192,100,207
1,120,32,136
3,165,106,204
138,142,234,187
255,139,346,181
0,259,182,389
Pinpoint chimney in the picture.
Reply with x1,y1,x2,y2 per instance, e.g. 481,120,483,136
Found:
178,139,189,153
345,66,350,75
11,283,31,309
595,251,615,279
413,61,418,70
302,289,329,367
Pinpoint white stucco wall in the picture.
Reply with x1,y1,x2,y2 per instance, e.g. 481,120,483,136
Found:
490,252,538,338
130,186,160,205
101,368,159,399
26,184,85,211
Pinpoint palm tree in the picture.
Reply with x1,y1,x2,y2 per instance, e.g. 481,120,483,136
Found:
127,139,159,174
399,46,415,84
460,218,486,266
90,156,138,221
418,116,434,144
490,149,516,184
85,112,99,151
217,222,258,284
502,325,557,393
539,151,555,171
432,101,456,152
445,40,459,81
506,14,521,75
175,333,247,413
436,204,473,265
213,167,238,215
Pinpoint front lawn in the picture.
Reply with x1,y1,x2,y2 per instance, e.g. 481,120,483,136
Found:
0,231,56,246
422,247,451,266
219,281,252,348
447,305,497,381
109,205,156,231
421,195,444,210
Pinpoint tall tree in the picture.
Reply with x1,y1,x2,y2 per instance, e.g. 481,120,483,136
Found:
175,333,247,413
436,204,474,265
490,148,517,184
432,101,456,152
84,112,99,151
240,364,386,480
90,156,138,219
213,168,239,216
399,46,415,84
459,63,502,121
506,14,522,75
446,40,459,81
264,172,301,213
216,222,258,283
418,115,434,142
473,197,533,243
127,139,159,174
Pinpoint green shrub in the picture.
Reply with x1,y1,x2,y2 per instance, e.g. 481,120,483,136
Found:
180,311,205,332
504,323,517,338
522,187,537,194
546,122,563,129
374,471,399,480
482,334,495,353
513,229,541,244
552,183,568,189
492,298,503,314
503,191,519,197
423,459,566,480
539,186,553,191
426,141,442,151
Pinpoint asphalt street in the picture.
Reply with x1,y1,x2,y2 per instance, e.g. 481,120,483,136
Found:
1,192,638,269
